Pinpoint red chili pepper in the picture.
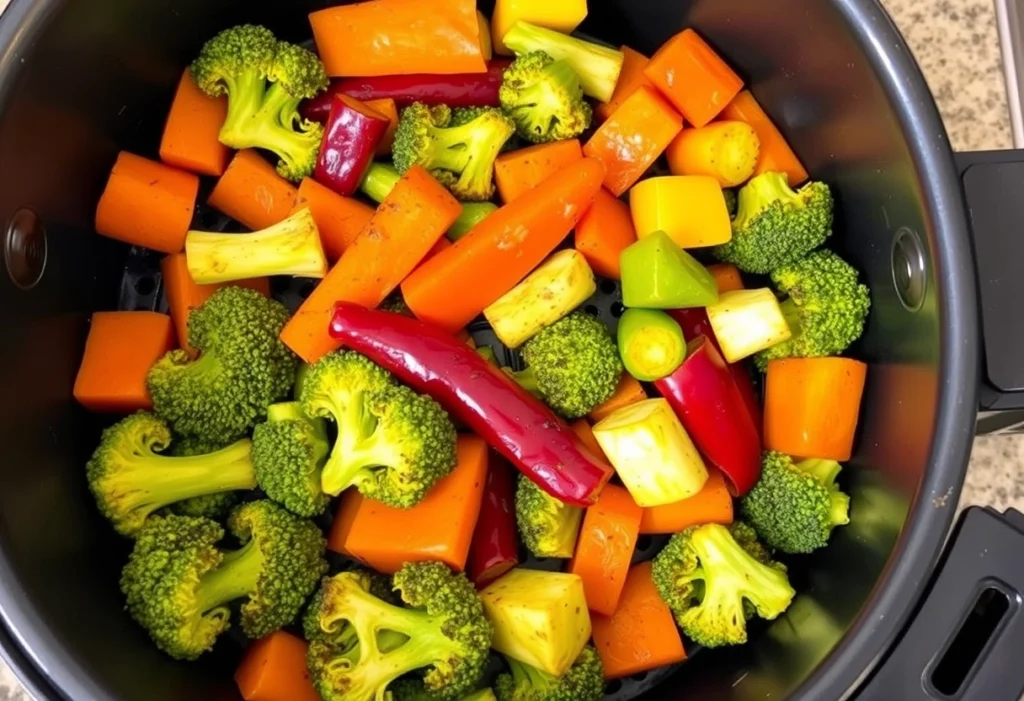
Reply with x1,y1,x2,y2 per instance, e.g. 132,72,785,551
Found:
315,95,390,197
329,302,614,506
301,60,513,124
467,455,520,588
654,336,762,496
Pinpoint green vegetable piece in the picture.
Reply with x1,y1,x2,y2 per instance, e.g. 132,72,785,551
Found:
617,308,688,381
620,231,719,309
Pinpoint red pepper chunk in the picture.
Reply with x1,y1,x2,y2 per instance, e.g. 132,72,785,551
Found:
654,336,761,496
315,95,389,198
467,455,520,588
329,303,614,506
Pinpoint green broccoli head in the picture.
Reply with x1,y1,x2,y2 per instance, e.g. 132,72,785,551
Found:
499,51,593,144
652,522,795,648
86,412,256,537
191,25,327,181
494,646,604,701
306,561,492,701
520,312,623,419
253,401,331,517
753,249,871,371
712,172,834,274
165,434,240,520
148,286,298,445
515,474,583,558
723,188,738,217
741,451,851,554
393,102,515,201
302,567,399,646
391,681,498,701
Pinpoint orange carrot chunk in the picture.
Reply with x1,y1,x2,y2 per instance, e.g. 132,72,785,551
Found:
721,90,810,186
328,435,489,573
595,46,655,121
494,139,583,203
402,157,605,334
589,374,648,423
574,188,638,281
570,419,608,463
643,29,743,128
160,69,232,177
95,152,199,255
235,631,320,701
591,561,687,679
639,467,734,534
365,98,400,156
708,263,744,293
281,165,461,364
208,150,298,231
583,86,682,196
569,484,643,616
764,357,868,461
73,311,175,412
293,178,374,262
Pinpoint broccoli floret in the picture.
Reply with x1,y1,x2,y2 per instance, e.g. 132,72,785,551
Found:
652,522,795,648
494,646,604,701
519,312,623,419
393,102,515,201
86,412,256,537
120,502,326,660
391,680,497,701
515,474,583,558
191,26,327,181
381,291,414,317
300,351,458,507
306,561,492,701
753,249,871,370
712,172,834,274
499,51,593,144
741,451,851,554
723,188,738,217
148,286,298,444
253,402,331,517
165,434,240,520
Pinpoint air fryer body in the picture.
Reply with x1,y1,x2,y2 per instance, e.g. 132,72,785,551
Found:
0,0,978,700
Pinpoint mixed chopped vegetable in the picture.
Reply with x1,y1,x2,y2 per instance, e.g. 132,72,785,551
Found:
76,1,871,699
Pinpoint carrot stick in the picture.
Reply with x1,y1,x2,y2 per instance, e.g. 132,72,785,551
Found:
583,86,682,196
665,122,760,188
235,631,320,701
208,150,298,231
721,90,809,186
293,178,374,262
708,263,744,293
591,562,687,679
95,151,199,255
73,312,175,412
365,98,400,156
764,357,867,461
573,188,638,280
595,46,655,121
309,0,486,77
494,139,582,203
570,419,607,463
589,374,648,423
639,468,734,534
281,165,461,363
568,484,643,616
643,29,743,128
401,157,606,334
159,69,232,177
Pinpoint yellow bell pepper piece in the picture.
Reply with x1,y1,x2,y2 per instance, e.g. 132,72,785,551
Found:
630,175,732,249
491,0,589,55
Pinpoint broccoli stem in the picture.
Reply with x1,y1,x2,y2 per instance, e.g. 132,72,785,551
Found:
512,60,578,138
195,538,264,614
220,70,270,144
734,172,799,228
797,458,841,485
778,298,803,337
692,524,794,613
320,391,379,496
360,163,402,203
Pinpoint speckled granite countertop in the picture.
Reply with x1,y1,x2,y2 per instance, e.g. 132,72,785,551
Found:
0,0,1017,699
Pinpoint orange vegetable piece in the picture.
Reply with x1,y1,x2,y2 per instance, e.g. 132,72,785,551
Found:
95,151,199,255
281,165,461,363
309,0,486,77
73,312,175,412
328,435,489,573
402,157,605,334
494,139,583,203
568,484,643,616
639,468,734,534
570,419,607,463
293,178,374,262
574,188,638,280
643,29,743,128
583,86,683,196
595,46,655,121
708,263,744,293
159,69,232,177
721,90,809,186
589,374,648,422
591,561,687,678
764,357,868,461
208,150,298,231
235,631,320,701
364,98,400,156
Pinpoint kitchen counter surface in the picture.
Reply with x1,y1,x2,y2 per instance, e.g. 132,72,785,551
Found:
0,0,1018,699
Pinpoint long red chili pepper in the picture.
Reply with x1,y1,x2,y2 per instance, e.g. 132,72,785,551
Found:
329,303,614,506
315,95,390,197
301,60,512,124
467,455,520,588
